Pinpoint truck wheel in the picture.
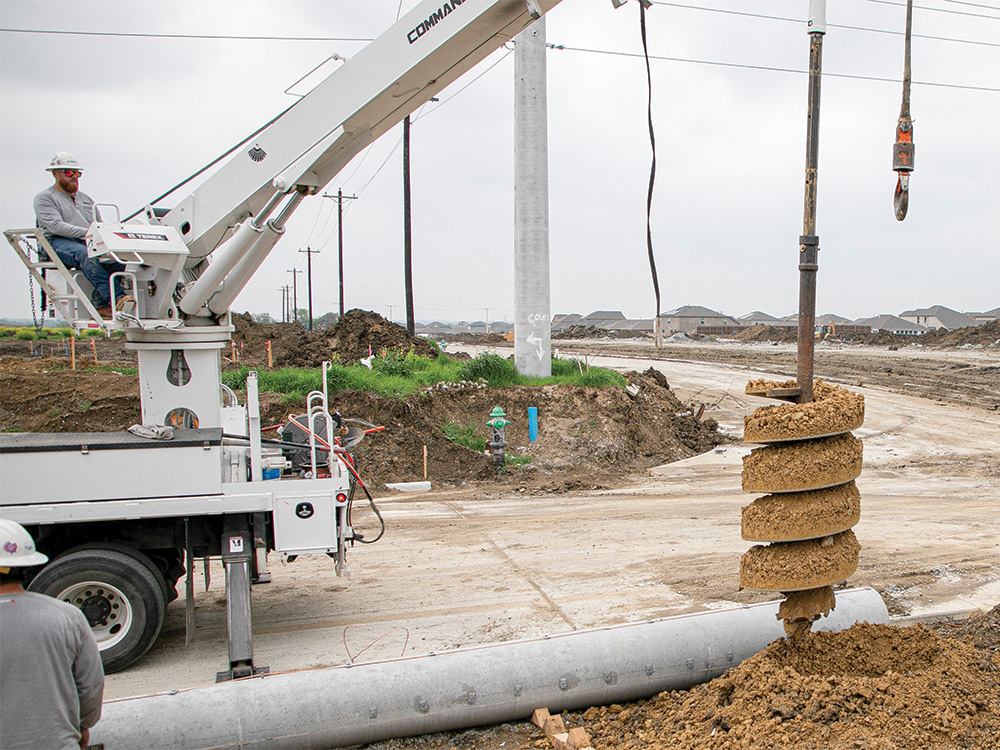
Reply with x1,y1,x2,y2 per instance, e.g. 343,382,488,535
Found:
28,548,166,674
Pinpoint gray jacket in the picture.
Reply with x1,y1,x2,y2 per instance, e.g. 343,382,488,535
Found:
33,185,101,240
0,592,105,750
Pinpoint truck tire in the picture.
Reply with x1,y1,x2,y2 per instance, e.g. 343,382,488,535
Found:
28,548,167,674
60,541,177,605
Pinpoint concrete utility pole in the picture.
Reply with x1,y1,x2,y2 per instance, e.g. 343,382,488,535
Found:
513,18,552,378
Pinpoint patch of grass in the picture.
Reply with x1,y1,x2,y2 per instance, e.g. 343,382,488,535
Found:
441,421,487,452
456,353,519,387
505,455,533,467
14,329,37,341
220,352,625,401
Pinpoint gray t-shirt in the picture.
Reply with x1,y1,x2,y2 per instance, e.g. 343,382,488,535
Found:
0,591,105,750
32,185,101,240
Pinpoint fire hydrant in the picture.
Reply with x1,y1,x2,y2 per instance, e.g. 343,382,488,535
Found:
486,406,509,473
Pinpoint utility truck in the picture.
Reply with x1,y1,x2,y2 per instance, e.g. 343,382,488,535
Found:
2,0,577,678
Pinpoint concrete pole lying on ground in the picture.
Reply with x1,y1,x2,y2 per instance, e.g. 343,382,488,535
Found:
513,17,552,378
91,588,887,750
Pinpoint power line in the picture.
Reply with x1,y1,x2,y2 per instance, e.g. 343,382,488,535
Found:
547,44,1000,93
649,2,1000,48
0,27,373,42
937,0,1000,9
860,0,1000,20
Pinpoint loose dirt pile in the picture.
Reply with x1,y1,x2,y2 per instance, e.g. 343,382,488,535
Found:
736,325,799,344
552,325,649,340
0,355,723,492
231,309,439,367
732,319,1000,348
300,367,724,491
583,621,1000,750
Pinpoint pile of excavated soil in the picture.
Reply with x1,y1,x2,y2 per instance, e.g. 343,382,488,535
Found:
736,325,799,343
314,367,724,490
553,325,649,340
744,381,864,443
740,530,860,591
742,482,861,542
583,621,1000,750
230,309,439,367
0,358,723,492
935,604,1000,653
920,318,1000,348
742,433,863,493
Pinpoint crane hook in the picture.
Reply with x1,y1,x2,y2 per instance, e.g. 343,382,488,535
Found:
893,0,915,221
893,118,914,221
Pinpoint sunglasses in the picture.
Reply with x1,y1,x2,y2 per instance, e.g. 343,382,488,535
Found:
60,169,81,178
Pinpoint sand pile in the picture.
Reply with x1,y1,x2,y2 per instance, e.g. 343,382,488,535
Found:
584,621,1000,749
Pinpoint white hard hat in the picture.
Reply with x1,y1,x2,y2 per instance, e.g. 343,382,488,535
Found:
46,151,83,172
0,519,49,567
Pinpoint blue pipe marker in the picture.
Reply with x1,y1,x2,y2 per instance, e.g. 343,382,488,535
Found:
528,407,538,442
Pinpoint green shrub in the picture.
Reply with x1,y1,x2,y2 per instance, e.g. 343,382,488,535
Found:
442,421,487,452
373,347,414,378
456,353,518,387
14,329,37,341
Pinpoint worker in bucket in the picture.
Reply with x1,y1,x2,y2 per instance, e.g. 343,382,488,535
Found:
33,151,134,318
0,519,105,750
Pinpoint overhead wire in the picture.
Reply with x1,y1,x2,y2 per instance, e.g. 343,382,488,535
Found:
649,2,1000,48
860,0,1000,19
0,27,373,41
546,44,1000,93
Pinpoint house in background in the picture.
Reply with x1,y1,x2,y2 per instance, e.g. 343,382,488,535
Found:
659,305,739,334
899,305,979,331
968,307,1000,323
578,310,627,329
816,313,852,326
738,311,781,326
550,313,583,332
853,314,928,336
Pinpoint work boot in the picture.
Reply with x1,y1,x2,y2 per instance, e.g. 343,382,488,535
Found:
116,294,136,314
95,305,112,318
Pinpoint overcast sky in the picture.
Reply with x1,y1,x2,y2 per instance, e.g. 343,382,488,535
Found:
1,0,997,325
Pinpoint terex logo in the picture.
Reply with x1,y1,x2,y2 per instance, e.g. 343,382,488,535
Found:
407,0,465,44
114,232,169,241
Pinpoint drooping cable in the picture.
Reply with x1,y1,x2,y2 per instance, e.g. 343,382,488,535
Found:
639,3,663,344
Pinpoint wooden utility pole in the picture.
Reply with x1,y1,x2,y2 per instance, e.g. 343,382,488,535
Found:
321,191,357,319
403,115,415,336
287,268,302,324
298,246,320,330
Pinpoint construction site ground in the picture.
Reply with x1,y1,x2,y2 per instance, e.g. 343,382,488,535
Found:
2,330,998,748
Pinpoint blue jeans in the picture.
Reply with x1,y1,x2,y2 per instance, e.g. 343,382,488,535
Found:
47,236,126,307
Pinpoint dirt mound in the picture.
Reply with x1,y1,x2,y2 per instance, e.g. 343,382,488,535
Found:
230,309,439,367
584,621,1000,749
735,325,799,343
856,330,913,347
935,604,1000,653
283,366,725,490
553,325,649,340
327,309,439,363
921,318,1000,348
0,358,723,491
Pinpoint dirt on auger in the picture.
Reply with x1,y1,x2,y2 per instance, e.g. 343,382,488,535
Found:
740,380,867,637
